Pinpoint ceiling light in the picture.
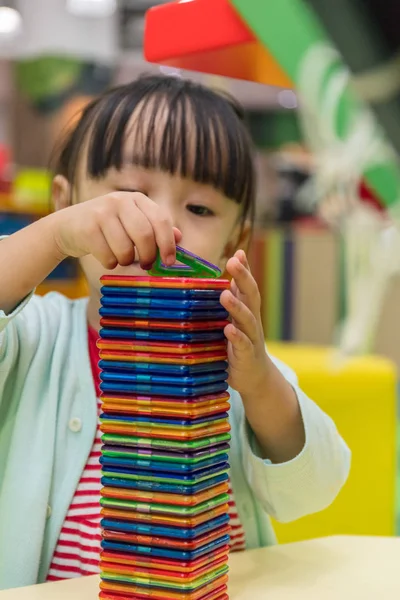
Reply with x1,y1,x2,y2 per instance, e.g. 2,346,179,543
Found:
159,65,182,77
66,0,117,18
277,90,298,110
0,6,22,38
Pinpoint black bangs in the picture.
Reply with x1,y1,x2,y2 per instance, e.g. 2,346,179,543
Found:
55,74,255,219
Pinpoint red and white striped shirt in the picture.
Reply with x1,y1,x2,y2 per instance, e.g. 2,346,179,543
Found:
47,328,245,581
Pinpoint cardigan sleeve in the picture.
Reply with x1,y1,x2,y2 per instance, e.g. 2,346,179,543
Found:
236,356,351,523
0,293,34,361
0,234,34,362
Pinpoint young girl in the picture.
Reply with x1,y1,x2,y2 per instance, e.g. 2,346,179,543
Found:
0,74,350,590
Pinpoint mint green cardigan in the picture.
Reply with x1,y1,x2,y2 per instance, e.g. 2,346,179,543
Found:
0,293,350,590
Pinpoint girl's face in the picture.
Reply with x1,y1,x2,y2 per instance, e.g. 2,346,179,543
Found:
53,93,252,319
71,164,244,300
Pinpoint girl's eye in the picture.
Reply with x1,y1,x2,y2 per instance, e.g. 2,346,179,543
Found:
187,204,215,217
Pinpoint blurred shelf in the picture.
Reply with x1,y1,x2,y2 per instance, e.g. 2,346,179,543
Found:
37,277,88,300
0,202,48,217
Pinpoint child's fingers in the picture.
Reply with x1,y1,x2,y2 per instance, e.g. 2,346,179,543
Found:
230,278,239,298
90,225,119,270
234,249,250,270
220,289,258,344
226,257,261,314
173,227,183,244
224,323,252,357
101,217,136,266
133,193,177,266
119,202,158,268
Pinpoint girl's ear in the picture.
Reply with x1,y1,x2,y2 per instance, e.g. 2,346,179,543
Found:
52,175,71,212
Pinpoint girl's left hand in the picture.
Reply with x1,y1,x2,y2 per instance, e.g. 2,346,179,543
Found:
220,250,271,398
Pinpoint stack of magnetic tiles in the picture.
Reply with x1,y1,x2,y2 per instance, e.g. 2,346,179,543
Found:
97,247,232,600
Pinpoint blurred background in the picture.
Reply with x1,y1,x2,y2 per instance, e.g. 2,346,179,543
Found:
0,0,313,301
0,0,399,545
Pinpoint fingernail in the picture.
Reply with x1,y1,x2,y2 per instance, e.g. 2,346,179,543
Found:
165,254,176,266
142,262,153,271
235,258,244,270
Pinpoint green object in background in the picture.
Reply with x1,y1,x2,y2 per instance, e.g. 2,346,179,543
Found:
15,57,84,112
229,0,325,81
248,111,302,149
229,0,400,210
266,229,283,341
305,0,400,159
15,57,114,114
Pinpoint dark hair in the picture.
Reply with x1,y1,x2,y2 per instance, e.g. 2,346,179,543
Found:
54,74,255,229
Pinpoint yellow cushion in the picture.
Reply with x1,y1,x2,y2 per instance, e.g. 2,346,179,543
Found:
267,342,397,541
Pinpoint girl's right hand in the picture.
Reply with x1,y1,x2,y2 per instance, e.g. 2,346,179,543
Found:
53,192,181,270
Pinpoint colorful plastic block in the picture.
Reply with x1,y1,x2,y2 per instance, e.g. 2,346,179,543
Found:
144,0,292,88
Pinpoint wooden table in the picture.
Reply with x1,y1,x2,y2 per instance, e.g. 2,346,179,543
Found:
1,536,399,599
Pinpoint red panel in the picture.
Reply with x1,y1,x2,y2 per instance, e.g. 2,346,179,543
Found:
143,0,293,87
144,0,255,62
